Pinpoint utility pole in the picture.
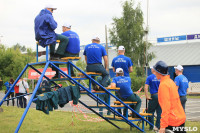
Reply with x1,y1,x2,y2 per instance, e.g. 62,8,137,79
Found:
145,0,149,78
105,25,109,74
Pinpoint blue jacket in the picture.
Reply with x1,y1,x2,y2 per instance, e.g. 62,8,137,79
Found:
34,9,57,47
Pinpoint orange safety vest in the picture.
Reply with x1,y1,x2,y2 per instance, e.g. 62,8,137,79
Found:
158,75,186,128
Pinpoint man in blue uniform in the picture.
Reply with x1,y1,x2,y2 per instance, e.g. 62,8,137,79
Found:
83,37,109,88
174,65,189,111
111,46,133,114
53,23,80,78
111,46,133,77
111,68,141,117
34,4,69,60
144,67,161,130
62,23,80,57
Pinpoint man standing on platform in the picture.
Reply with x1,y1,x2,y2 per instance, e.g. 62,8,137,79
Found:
83,37,109,88
144,67,161,130
111,46,133,77
174,65,189,111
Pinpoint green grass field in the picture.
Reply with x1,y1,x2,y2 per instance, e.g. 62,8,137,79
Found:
0,106,199,133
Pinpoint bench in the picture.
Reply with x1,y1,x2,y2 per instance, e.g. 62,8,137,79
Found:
61,57,81,60
114,101,137,104
106,116,141,121
106,87,120,90
78,72,102,76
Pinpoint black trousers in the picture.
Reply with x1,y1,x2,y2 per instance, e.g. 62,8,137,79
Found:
15,93,20,107
7,92,15,106
18,93,27,108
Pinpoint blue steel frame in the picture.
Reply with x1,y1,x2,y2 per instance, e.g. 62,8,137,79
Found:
0,58,154,132
68,62,153,125
50,62,154,132
36,44,49,62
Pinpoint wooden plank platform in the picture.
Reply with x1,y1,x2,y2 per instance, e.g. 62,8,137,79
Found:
78,72,102,76
36,40,60,45
80,90,96,93
61,57,81,60
87,105,124,108
94,91,106,93
50,59,68,62
106,116,141,120
114,101,137,104
106,87,120,90
139,113,152,116
99,105,124,107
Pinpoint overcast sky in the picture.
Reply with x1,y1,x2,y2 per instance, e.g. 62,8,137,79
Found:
0,0,200,51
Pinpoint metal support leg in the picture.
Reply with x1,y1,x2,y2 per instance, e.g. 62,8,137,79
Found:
89,79,92,91
15,61,50,133
36,44,38,62
67,62,71,76
46,46,49,61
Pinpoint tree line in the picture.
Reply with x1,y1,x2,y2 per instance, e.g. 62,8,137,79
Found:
0,44,35,85
109,0,154,91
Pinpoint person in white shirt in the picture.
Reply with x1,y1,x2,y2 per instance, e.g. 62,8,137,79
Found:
16,78,29,108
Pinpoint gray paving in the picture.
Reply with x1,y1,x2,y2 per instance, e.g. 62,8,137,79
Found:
0,91,199,121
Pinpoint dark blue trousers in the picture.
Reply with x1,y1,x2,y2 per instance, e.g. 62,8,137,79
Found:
180,96,187,112
86,64,109,87
147,94,162,129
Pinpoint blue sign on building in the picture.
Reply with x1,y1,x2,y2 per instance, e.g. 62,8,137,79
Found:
187,34,200,40
157,35,187,43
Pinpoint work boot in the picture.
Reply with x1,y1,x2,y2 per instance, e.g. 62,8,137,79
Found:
50,53,62,60
50,53,54,60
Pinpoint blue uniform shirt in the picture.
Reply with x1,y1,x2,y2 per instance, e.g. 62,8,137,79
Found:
145,74,160,94
111,55,133,77
112,76,133,99
4,82,14,93
62,30,80,54
174,75,189,96
83,43,107,64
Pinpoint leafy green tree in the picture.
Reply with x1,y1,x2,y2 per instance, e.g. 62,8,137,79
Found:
109,0,154,77
12,43,26,52
76,60,86,71
0,44,35,84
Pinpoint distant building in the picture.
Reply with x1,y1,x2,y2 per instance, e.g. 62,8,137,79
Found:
148,42,200,82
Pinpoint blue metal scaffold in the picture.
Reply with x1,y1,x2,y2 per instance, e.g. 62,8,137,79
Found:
0,43,154,133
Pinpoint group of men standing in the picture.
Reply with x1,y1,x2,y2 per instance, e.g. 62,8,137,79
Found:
34,4,189,133
145,63,188,132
